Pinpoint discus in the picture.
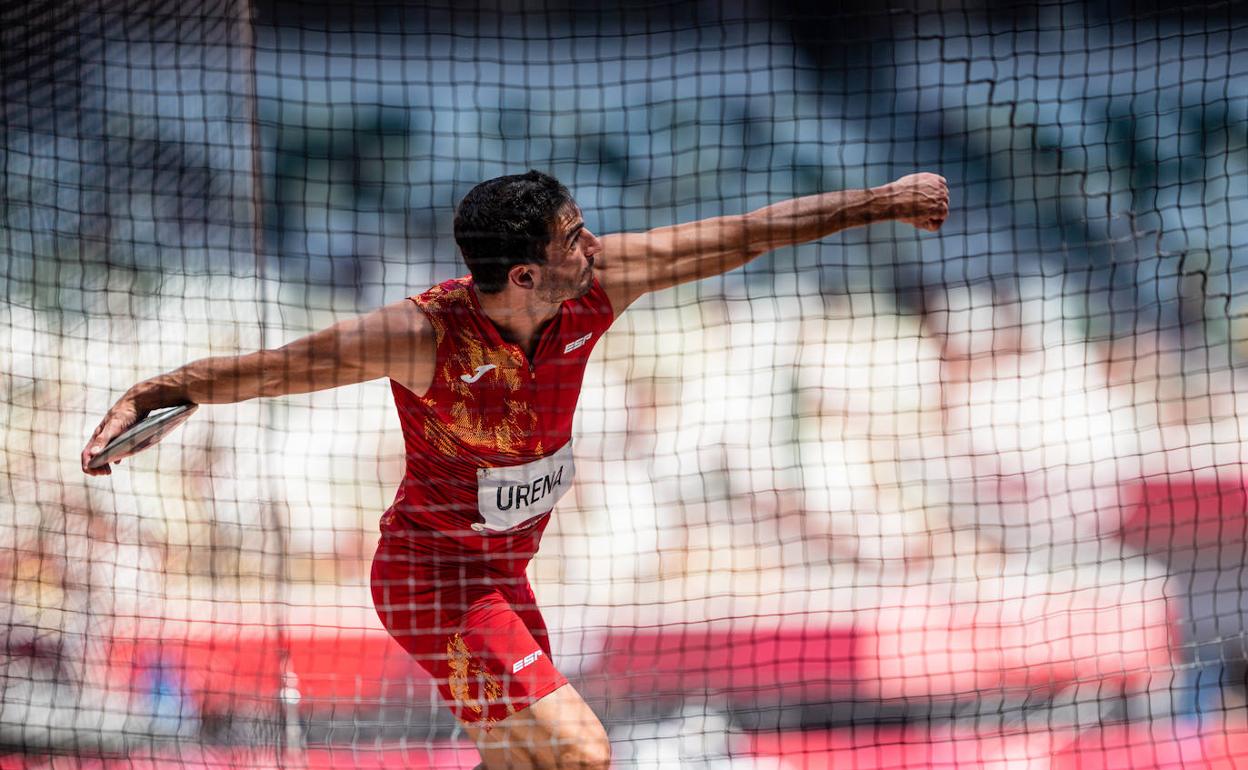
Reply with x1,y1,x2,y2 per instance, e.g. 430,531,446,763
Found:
86,404,198,470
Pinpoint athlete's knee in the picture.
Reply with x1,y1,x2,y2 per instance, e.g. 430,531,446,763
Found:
554,727,610,770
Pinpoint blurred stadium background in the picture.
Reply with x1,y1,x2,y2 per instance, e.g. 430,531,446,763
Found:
4,0,1248,767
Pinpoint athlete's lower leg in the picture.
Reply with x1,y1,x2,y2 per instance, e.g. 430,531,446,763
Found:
467,684,610,770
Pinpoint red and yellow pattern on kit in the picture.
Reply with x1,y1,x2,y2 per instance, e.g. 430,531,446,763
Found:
379,274,615,567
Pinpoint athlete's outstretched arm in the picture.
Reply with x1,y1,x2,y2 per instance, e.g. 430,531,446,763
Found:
81,299,434,475
595,172,949,312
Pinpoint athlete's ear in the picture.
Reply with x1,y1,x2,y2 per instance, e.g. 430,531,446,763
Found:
508,264,536,290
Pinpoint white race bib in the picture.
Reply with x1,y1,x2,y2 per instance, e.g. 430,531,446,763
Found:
474,442,576,533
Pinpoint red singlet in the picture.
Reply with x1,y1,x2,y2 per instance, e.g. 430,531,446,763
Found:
370,275,615,728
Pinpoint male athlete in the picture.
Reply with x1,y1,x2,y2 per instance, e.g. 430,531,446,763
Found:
82,170,949,768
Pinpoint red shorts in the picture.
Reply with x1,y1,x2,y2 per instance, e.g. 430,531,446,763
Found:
369,535,567,728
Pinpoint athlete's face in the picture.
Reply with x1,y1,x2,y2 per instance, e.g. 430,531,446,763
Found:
535,203,601,303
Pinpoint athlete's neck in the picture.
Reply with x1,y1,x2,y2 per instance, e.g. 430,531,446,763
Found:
472,284,560,359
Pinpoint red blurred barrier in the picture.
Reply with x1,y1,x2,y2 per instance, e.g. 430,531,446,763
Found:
747,727,1061,770
106,597,1173,713
859,588,1174,700
1120,474,1248,560
1051,724,1248,770
107,628,415,712
584,623,857,703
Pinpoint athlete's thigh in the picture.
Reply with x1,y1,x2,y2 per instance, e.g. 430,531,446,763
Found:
466,682,610,770
371,539,568,726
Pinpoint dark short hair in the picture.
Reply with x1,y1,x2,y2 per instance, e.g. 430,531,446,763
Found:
453,170,574,293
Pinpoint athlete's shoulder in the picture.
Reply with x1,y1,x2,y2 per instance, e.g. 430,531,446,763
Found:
413,275,473,311
406,275,478,346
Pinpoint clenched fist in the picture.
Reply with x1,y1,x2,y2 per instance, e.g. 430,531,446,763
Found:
885,172,950,232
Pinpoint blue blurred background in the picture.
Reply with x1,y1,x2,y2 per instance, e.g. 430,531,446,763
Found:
9,2,1246,326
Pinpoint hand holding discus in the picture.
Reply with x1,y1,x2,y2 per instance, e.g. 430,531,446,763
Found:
82,400,197,475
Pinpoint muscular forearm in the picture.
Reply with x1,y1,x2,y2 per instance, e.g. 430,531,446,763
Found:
127,350,296,409
635,186,904,290
83,299,434,475
742,185,898,254
121,299,432,411
599,173,948,308
716,172,948,262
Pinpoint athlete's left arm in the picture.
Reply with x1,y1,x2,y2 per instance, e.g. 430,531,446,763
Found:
595,172,949,313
